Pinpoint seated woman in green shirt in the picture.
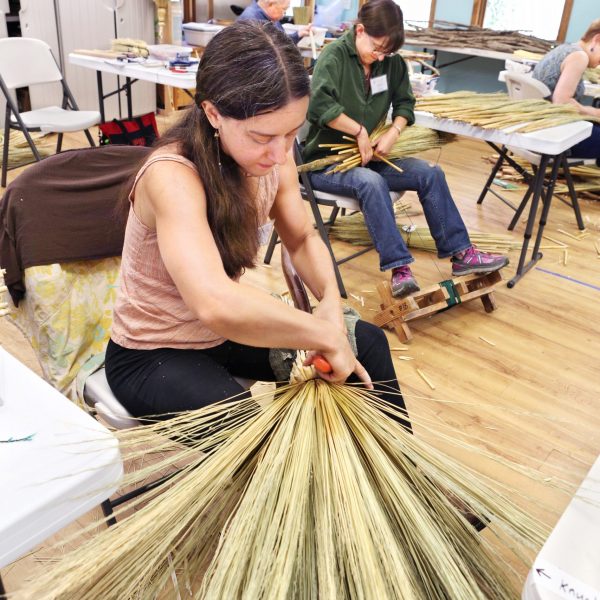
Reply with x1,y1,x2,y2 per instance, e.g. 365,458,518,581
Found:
304,0,508,298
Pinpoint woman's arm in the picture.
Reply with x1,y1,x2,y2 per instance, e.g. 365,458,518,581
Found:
270,152,343,318
270,152,372,385
137,160,368,383
554,51,600,117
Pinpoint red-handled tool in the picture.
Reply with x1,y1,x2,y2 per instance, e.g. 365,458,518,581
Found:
312,355,332,374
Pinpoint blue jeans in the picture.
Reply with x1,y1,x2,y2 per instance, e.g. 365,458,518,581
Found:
309,157,471,271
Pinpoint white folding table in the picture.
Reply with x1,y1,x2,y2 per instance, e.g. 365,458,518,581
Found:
414,111,592,287
0,347,123,594
522,455,600,600
69,53,198,122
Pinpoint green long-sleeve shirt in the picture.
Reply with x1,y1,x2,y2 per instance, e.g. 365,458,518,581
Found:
304,27,415,165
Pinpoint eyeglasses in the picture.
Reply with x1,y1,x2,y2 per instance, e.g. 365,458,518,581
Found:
365,34,396,58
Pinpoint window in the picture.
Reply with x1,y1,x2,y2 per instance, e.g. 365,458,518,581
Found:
483,0,564,41
472,0,572,42
396,0,434,30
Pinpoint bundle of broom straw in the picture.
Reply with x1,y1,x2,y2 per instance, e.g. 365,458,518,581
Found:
585,67,600,85
0,130,52,169
416,92,600,133
329,207,523,253
482,153,600,196
13,348,568,600
298,124,446,174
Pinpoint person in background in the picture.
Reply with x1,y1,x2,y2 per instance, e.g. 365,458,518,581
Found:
105,21,409,429
304,0,508,298
532,18,600,165
238,0,312,45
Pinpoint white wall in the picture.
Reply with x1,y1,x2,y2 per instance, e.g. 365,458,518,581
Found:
1,0,156,132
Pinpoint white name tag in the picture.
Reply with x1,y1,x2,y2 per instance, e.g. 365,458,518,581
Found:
370,75,388,95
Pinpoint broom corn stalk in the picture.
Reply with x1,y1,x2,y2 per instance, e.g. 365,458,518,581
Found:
297,124,445,174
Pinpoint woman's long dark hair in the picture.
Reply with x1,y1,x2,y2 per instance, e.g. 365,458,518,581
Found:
357,0,405,54
155,21,310,278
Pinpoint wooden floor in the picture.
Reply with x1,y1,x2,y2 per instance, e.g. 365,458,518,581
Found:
2,122,599,595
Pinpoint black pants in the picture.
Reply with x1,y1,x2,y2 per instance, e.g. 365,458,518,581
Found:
105,320,410,429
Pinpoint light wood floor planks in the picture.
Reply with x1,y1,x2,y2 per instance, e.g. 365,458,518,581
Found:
1,123,599,594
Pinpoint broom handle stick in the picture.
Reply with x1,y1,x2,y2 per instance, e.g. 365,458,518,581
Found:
374,152,403,173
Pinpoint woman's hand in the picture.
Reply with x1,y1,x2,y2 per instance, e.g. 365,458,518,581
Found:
356,126,374,166
304,347,373,389
298,23,313,39
306,299,373,389
372,126,399,158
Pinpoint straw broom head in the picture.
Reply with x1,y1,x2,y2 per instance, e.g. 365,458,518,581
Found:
13,360,554,600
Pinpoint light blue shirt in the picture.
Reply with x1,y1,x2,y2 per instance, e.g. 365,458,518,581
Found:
237,1,301,44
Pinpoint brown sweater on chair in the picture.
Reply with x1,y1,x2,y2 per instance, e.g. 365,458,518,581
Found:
0,145,151,305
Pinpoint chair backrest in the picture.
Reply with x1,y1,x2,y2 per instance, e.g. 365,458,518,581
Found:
0,146,151,401
504,71,551,101
0,37,63,90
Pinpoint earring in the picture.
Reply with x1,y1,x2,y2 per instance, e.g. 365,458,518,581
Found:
214,129,222,170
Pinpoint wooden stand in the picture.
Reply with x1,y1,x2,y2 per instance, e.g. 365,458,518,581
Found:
157,85,194,115
153,0,196,115
373,271,501,342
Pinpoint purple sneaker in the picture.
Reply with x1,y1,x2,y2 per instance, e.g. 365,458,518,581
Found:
451,246,509,276
391,266,420,298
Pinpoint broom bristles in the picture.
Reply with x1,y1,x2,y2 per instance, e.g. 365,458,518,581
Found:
13,378,565,600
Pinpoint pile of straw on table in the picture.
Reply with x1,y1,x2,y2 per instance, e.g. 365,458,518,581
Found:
404,21,554,54
585,67,600,85
416,92,600,133
329,206,524,253
298,124,448,174
13,359,566,600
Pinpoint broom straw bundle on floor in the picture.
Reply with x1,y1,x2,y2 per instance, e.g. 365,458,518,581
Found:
297,124,445,174
482,153,600,194
13,351,567,600
416,92,600,133
0,130,53,169
329,208,524,253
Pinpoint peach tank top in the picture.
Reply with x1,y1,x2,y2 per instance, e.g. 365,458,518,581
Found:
111,153,279,350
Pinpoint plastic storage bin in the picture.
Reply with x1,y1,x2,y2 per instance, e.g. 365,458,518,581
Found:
182,23,224,47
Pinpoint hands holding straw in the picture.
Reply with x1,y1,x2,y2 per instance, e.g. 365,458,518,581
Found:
298,123,443,175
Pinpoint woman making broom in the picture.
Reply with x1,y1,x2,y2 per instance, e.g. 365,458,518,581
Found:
532,18,600,164
304,0,508,298
105,20,408,424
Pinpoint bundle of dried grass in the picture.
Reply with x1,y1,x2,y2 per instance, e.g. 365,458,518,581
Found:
416,92,599,133
14,352,566,600
329,208,523,253
0,130,53,169
298,124,446,174
585,67,600,85
481,153,600,195
405,20,554,54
